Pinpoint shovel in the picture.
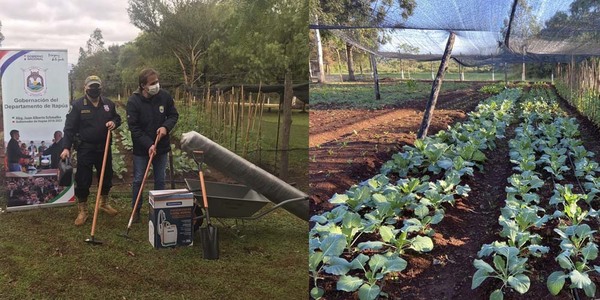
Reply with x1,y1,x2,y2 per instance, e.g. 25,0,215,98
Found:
85,130,112,245
119,135,160,240
193,150,219,260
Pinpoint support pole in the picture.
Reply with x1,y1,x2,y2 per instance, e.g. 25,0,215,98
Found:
315,18,326,83
400,60,405,79
504,62,508,84
370,54,381,100
417,32,456,139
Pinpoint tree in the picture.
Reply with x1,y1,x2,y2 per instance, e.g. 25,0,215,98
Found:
86,28,106,55
225,0,308,84
128,0,229,97
313,0,416,81
541,0,600,42
502,0,541,80
71,29,122,96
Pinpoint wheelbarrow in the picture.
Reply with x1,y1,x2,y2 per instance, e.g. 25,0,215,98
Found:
184,179,307,233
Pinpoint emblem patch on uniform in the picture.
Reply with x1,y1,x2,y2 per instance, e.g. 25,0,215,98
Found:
159,105,164,113
104,105,110,112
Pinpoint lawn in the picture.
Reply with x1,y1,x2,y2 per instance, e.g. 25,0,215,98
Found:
256,110,309,189
0,189,307,299
310,80,472,109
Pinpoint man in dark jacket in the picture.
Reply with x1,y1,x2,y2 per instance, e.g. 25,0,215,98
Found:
60,75,122,226
43,131,64,169
7,130,31,172
127,68,179,222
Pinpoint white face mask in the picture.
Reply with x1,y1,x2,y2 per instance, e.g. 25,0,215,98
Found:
147,82,160,96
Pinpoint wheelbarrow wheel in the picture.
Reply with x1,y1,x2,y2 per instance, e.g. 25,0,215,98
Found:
193,205,205,233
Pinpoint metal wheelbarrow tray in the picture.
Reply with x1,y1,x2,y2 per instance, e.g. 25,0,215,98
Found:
184,179,274,219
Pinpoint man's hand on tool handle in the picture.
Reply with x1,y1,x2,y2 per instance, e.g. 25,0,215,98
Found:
106,121,116,131
157,127,167,140
60,149,70,160
148,127,167,157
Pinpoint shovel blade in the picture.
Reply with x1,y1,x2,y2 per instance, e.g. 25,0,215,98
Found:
200,225,219,260
85,236,103,245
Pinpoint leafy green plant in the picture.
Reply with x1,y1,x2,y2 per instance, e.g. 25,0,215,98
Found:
111,144,127,179
547,224,600,297
168,146,197,175
540,147,569,180
550,184,589,225
335,253,407,300
405,79,417,91
479,83,505,95
472,246,531,298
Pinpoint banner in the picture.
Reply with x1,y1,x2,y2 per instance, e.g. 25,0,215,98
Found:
1,49,74,211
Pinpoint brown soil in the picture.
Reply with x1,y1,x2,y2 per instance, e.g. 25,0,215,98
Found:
309,83,600,299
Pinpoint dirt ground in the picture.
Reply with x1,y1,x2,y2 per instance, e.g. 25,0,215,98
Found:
309,83,600,299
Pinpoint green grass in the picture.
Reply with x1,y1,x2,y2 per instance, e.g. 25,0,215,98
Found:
0,191,307,299
310,81,471,109
254,110,308,189
328,71,552,82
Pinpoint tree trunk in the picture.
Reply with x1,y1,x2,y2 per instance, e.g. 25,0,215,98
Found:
315,24,325,83
371,54,380,100
279,72,293,180
346,43,356,81
417,32,456,138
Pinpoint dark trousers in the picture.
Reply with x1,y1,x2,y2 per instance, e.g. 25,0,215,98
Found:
74,146,113,201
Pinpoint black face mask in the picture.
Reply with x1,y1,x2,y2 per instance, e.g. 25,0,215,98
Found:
86,88,101,99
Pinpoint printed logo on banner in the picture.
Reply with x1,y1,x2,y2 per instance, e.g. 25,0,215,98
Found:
23,67,47,96
104,105,109,112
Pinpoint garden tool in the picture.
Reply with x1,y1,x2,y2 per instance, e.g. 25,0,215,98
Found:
119,135,161,240
194,150,219,260
85,130,112,245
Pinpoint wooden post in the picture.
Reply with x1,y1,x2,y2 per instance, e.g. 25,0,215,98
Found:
431,61,434,80
315,18,326,83
370,54,381,100
400,60,405,79
335,49,344,82
279,72,293,180
346,43,356,81
417,32,456,139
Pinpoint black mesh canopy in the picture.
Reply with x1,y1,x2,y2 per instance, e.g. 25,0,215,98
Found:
312,0,599,66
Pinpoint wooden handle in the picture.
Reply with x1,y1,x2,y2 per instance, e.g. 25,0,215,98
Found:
90,130,111,237
199,170,209,209
127,135,161,228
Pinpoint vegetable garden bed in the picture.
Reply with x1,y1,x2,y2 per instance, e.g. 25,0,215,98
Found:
309,83,600,299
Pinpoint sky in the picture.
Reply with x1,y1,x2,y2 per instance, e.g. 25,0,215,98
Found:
0,0,141,66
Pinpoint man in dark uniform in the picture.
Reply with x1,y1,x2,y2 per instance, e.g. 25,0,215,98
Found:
60,75,122,226
127,68,179,223
43,131,64,169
